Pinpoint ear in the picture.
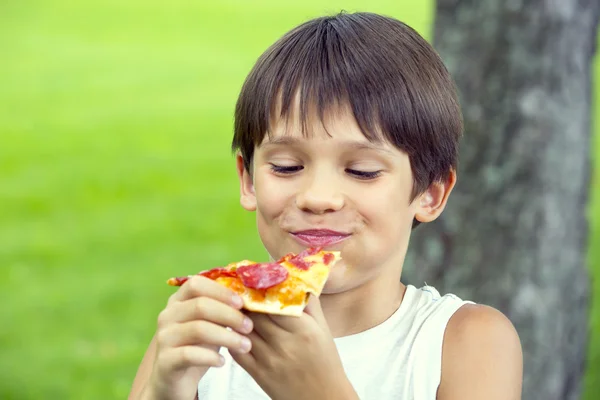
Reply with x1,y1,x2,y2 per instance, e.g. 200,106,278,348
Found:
236,153,256,211
414,169,457,224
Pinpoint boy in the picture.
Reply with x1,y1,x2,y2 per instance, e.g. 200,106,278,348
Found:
129,12,523,400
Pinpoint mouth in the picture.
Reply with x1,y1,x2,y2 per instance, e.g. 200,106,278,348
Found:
291,229,351,247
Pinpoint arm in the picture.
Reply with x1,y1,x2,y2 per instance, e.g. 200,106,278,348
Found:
128,335,158,400
437,304,523,400
126,276,253,400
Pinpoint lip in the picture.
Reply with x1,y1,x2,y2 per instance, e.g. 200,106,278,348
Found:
291,229,351,247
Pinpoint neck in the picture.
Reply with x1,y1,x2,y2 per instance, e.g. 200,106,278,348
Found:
320,268,407,338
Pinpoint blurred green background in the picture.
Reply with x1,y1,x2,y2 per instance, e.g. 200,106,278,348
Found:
0,1,598,399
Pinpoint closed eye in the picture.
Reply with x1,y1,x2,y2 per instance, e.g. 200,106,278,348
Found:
346,169,382,180
270,164,303,174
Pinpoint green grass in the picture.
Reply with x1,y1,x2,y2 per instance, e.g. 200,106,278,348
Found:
0,1,431,399
0,1,597,399
583,35,600,400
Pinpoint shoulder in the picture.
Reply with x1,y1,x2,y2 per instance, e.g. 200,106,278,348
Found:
437,304,523,400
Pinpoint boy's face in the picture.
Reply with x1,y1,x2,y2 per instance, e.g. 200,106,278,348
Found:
236,105,454,294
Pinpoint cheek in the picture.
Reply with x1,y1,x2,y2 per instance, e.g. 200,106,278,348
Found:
349,183,414,263
354,184,410,229
254,176,290,218
254,173,299,233
254,176,296,258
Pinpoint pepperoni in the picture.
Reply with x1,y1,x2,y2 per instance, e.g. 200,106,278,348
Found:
296,247,322,258
288,247,322,270
200,267,238,280
277,252,295,264
167,267,238,286
323,252,335,265
166,276,190,286
289,256,312,270
236,262,289,289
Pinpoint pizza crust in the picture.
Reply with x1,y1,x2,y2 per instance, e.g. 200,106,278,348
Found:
241,293,310,317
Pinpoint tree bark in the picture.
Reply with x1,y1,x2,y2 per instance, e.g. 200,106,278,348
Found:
405,1,600,399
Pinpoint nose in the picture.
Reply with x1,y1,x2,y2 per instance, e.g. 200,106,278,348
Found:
295,170,344,214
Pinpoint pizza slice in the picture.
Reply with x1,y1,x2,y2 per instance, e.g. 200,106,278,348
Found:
167,247,341,316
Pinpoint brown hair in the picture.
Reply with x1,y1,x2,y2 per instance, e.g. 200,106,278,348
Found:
232,11,463,204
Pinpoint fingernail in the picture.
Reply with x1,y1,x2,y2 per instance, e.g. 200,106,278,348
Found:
242,317,253,333
240,337,252,353
231,295,243,308
218,355,225,366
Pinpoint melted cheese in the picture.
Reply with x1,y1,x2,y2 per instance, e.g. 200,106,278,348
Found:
214,251,341,316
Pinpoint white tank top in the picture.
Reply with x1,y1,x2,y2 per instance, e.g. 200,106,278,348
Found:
197,285,474,400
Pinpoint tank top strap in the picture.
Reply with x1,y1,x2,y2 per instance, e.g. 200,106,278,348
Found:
411,286,475,399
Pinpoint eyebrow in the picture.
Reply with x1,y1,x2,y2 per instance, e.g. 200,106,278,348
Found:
261,136,393,154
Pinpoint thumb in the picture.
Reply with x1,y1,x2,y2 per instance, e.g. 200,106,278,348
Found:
303,294,330,330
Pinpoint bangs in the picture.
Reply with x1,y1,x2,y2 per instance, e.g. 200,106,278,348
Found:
263,18,386,143
233,12,463,199
234,13,408,151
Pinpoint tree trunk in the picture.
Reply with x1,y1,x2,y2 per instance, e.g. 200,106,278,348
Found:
405,1,600,399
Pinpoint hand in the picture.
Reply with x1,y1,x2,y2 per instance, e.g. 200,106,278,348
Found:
144,276,254,400
230,296,359,400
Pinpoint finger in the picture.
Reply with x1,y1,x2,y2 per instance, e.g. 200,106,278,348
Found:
268,295,327,333
247,329,271,362
157,320,253,354
160,345,225,371
248,312,284,339
168,275,243,308
158,297,253,334
267,312,310,333
230,348,256,374
230,331,266,372
302,294,330,331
